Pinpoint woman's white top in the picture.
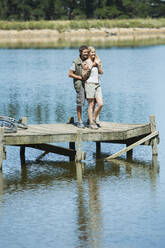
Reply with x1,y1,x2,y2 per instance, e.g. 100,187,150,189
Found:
86,66,99,84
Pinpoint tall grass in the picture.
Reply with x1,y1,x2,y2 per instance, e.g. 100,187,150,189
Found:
0,18,165,31
1,37,165,49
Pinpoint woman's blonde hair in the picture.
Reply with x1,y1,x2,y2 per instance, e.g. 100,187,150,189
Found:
88,46,100,61
88,46,103,74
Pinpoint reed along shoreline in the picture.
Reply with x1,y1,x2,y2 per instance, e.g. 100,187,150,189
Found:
0,19,165,48
0,28,165,48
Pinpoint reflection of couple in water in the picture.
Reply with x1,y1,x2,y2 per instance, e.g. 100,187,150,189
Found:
69,45,103,129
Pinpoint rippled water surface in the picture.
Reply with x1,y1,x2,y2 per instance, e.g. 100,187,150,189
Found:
0,46,165,248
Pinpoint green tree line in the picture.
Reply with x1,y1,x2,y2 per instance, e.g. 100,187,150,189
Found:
0,0,165,21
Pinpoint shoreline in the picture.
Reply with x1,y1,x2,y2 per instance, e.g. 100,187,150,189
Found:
0,28,165,48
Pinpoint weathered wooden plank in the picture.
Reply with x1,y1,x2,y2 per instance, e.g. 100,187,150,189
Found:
26,143,76,157
5,131,151,145
101,134,152,145
82,131,125,142
4,122,153,147
124,124,151,139
5,122,149,134
5,124,78,136
5,133,78,145
105,131,159,160
150,115,158,155
36,151,49,161
0,118,159,164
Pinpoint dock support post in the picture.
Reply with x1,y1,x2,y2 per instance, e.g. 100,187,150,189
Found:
0,128,4,170
76,162,83,183
150,115,158,156
126,142,133,160
75,130,85,162
69,142,75,150
20,146,26,166
96,141,101,153
69,142,76,161
68,116,76,161
152,155,159,171
20,117,27,166
96,141,101,158
76,130,82,162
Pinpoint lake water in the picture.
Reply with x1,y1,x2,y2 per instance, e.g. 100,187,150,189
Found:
0,46,165,248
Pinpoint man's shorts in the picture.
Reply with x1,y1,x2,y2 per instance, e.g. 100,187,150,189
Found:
76,84,85,107
85,83,102,99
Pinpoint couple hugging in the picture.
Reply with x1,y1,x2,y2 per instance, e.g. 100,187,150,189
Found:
69,45,103,129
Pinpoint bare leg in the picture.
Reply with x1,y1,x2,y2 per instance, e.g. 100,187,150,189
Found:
87,99,95,124
93,97,103,121
92,99,96,119
77,106,82,122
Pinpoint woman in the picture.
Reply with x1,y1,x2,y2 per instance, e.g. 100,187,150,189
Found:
82,46,103,129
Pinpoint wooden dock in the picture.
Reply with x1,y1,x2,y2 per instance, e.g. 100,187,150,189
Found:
0,115,159,169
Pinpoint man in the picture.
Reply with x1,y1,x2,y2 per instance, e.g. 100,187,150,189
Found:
68,45,89,128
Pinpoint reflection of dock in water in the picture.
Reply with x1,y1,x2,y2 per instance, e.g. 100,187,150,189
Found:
75,157,159,247
0,157,159,247
0,115,159,169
